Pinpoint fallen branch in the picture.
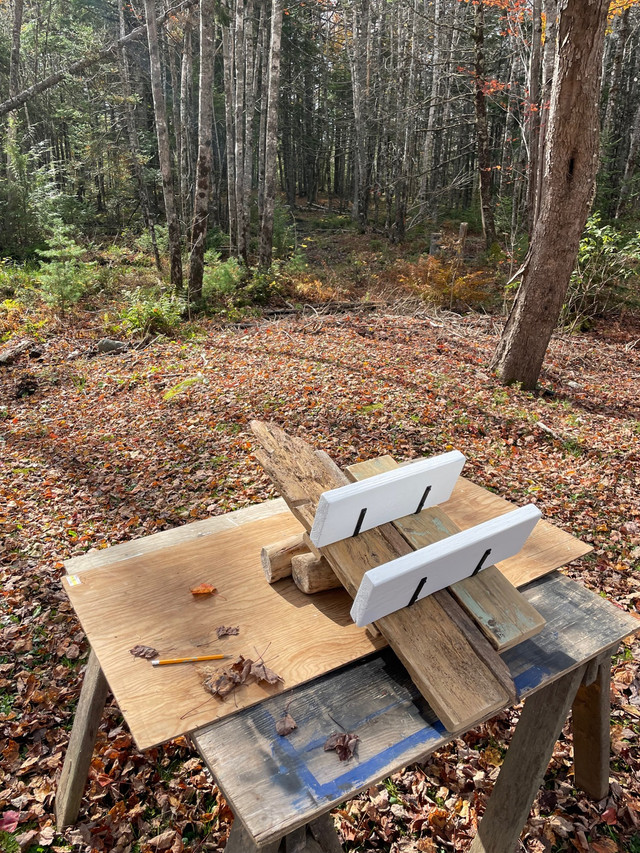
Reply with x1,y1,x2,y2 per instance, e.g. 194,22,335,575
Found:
0,0,199,117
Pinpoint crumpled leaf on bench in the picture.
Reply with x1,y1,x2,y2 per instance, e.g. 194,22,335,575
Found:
215,625,239,638
190,583,217,596
275,712,297,736
324,731,359,761
129,644,158,660
202,655,284,700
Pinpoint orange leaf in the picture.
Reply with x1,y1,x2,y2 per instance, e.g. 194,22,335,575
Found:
190,583,218,595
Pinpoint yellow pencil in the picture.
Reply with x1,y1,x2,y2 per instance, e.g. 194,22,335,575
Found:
151,654,227,667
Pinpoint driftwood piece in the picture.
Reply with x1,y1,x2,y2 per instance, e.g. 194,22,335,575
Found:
291,553,341,594
0,338,32,366
261,533,308,582
250,420,515,732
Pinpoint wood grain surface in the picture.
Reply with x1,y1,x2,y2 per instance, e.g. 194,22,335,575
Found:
63,511,385,750
193,571,639,846
251,421,515,732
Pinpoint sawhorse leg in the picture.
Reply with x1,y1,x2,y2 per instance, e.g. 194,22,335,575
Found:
470,663,587,853
572,651,612,801
226,814,343,852
56,650,109,830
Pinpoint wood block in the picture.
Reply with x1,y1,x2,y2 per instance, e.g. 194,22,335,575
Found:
347,457,546,651
350,505,541,626
309,451,465,547
251,421,515,732
261,533,308,582
291,553,341,594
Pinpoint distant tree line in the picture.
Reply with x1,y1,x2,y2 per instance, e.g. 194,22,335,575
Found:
0,0,638,375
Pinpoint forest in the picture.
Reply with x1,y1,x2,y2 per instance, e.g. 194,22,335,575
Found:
1,0,640,852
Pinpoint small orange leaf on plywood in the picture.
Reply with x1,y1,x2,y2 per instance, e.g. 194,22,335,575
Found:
190,583,218,595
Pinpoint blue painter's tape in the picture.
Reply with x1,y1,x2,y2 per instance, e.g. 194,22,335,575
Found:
264,703,446,812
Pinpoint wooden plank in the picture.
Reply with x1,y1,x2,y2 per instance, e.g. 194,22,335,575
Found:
63,510,384,750
309,451,465,547
572,652,612,800
350,505,541,627
193,572,639,846
347,457,545,650
250,421,515,732
55,650,110,829
469,664,586,853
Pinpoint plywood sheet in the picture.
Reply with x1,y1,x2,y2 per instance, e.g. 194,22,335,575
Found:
63,511,384,750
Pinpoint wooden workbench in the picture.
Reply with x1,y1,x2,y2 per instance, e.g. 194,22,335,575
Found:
55,496,638,852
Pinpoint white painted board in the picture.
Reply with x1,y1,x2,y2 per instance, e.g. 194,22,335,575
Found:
309,451,466,548
350,504,542,626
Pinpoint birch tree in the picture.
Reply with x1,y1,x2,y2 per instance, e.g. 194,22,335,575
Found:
144,0,183,290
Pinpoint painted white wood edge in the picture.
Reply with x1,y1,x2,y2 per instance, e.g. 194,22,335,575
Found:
309,450,466,548
350,504,542,626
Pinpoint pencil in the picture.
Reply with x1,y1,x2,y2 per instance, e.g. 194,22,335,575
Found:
151,654,227,667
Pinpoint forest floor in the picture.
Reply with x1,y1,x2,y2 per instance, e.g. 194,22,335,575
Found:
1,228,640,852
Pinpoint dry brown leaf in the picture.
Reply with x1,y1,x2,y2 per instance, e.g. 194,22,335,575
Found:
215,625,239,638
129,644,158,659
323,731,359,761
251,660,284,685
275,712,297,736
190,583,217,595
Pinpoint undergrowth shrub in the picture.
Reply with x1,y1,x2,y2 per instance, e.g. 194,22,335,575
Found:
119,287,185,336
563,215,640,330
393,254,494,310
36,226,94,311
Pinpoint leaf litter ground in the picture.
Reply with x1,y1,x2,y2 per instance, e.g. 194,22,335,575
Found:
1,309,639,852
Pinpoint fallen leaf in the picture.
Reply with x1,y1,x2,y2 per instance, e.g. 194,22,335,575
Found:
251,660,284,685
215,625,239,638
0,811,20,832
323,731,359,761
275,713,297,736
190,583,217,595
601,806,618,825
129,644,158,659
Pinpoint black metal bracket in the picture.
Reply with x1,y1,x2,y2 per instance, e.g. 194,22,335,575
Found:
472,548,492,576
414,484,432,514
408,576,428,606
352,507,367,537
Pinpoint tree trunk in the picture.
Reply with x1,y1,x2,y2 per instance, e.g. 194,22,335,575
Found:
526,0,542,234
180,11,194,227
473,1,497,247
118,0,161,270
188,0,215,304
144,0,183,290
616,99,640,217
259,0,284,268
491,0,609,390
221,25,238,253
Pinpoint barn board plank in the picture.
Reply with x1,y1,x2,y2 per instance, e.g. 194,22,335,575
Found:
193,571,639,846
348,455,545,650
251,421,515,732
309,451,465,547
63,510,385,750
350,505,541,626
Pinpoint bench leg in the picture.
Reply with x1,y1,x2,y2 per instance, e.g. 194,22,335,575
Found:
55,650,109,830
226,814,343,852
469,663,586,853
572,652,612,801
